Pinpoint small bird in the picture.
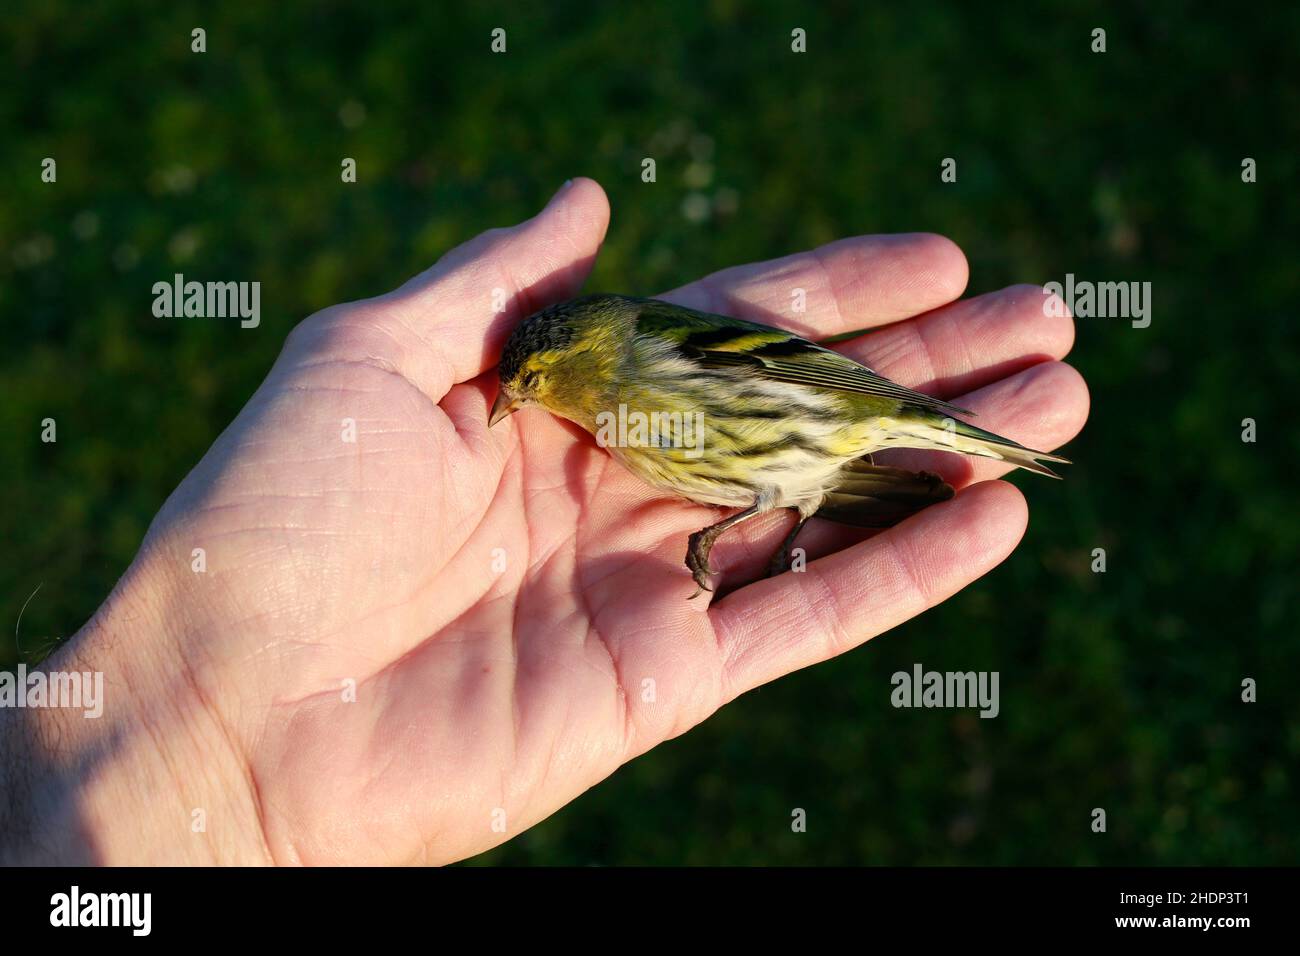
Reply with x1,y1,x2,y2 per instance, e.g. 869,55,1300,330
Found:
489,294,1067,595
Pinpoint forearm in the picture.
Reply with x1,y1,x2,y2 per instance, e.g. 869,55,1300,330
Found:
0,561,271,865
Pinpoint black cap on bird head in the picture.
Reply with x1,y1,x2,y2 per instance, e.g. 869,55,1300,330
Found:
489,299,580,426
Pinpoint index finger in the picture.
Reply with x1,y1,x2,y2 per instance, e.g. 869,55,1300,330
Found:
661,232,969,339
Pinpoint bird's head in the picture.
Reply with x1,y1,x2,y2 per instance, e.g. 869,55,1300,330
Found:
489,295,629,427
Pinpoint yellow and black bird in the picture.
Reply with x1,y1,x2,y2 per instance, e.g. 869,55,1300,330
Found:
490,294,1067,594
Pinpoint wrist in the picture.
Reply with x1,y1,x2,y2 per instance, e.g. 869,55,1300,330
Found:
1,556,272,865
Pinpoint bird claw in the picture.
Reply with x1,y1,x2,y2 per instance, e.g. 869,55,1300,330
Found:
766,512,809,579
766,549,791,579
685,531,716,596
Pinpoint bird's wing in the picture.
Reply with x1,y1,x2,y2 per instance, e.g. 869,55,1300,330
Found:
816,461,955,527
632,298,972,417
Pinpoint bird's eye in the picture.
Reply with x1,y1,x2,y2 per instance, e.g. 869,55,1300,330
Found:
522,371,540,390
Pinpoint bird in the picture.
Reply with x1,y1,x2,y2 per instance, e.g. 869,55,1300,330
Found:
489,294,1067,596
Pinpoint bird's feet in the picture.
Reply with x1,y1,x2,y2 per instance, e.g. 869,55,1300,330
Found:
766,543,792,579
766,513,810,579
685,528,716,598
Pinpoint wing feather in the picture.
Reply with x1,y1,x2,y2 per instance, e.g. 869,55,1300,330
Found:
816,462,955,527
631,297,971,416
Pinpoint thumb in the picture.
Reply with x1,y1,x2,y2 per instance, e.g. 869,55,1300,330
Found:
370,177,611,394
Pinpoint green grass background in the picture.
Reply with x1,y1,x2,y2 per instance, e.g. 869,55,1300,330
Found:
2,1,1297,864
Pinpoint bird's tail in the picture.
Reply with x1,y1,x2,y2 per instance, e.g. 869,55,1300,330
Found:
887,415,1070,478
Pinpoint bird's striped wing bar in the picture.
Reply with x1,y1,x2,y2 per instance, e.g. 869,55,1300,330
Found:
633,297,971,416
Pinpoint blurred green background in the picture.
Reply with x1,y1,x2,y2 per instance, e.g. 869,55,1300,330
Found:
3,2,1297,864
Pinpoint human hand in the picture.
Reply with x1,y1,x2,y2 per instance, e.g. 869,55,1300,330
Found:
2,178,1086,865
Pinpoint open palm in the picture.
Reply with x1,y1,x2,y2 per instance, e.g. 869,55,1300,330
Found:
109,179,1086,864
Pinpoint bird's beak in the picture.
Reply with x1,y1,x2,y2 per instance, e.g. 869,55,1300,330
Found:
488,390,521,427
